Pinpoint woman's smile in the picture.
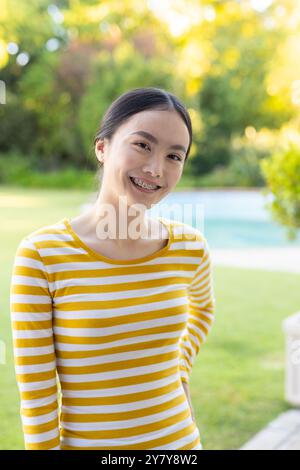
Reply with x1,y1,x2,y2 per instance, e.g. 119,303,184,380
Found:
128,175,162,193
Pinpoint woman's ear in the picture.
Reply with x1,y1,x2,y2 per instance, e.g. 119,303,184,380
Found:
95,139,105,164
95,138,110,164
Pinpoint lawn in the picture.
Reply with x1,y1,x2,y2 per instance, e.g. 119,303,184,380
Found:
1,186,299,450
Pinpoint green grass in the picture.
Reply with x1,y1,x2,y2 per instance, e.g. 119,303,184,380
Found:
0,185,299,450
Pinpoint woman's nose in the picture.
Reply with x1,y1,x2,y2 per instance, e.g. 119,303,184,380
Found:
143,157,163,178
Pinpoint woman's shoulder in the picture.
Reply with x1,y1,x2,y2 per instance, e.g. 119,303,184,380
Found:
165,218,213,269
161,217,207,243
17,218,70,249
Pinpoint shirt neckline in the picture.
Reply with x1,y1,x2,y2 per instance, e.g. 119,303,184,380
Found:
62,216,173,265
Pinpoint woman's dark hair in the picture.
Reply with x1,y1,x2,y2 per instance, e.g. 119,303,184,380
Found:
93,87,193,189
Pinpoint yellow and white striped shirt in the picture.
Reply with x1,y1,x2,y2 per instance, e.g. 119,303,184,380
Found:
10,216,216,450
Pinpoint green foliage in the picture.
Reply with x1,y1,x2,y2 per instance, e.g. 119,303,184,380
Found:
13,167,95,189
189,131,232,175
0,97,38,154
0,151,95,189
187,2,295,176
186,143,267,187
0,151,37,183
260,145,300,240
17,52,78,168
78,44,173,163
226,146,267,187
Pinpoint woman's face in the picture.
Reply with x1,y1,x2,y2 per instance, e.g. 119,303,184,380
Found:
95,109,190,210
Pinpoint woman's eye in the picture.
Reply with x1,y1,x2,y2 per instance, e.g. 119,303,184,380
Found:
169,154,183,162
135,142,150,151
134,142,183,162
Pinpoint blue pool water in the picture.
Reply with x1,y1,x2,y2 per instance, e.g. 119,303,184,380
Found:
148,189,300,249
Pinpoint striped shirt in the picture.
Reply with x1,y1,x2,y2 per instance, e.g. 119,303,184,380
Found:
10,216,216,450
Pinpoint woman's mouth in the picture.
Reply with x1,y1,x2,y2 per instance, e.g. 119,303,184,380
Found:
128,176,162,193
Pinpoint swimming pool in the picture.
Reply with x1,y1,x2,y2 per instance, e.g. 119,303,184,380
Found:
148,189,300,249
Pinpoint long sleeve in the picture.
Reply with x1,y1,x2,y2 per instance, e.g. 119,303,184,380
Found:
179,237,216,384
10,237,61,450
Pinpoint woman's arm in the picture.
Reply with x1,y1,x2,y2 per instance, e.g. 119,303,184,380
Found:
10,237,61,450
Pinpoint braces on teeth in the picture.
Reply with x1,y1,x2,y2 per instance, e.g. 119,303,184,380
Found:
131,177,160,190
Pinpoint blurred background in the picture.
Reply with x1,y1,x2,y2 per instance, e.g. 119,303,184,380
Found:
1,0,300,450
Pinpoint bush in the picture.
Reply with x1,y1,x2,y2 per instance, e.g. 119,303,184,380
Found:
194,147,267,188
0,151,95,189
260,144,300,240
226,146,267,187
0,151,36,184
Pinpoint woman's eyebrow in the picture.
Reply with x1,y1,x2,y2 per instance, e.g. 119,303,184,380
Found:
129,130,187,154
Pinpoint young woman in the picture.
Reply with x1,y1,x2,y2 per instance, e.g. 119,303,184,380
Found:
10,87,216,450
